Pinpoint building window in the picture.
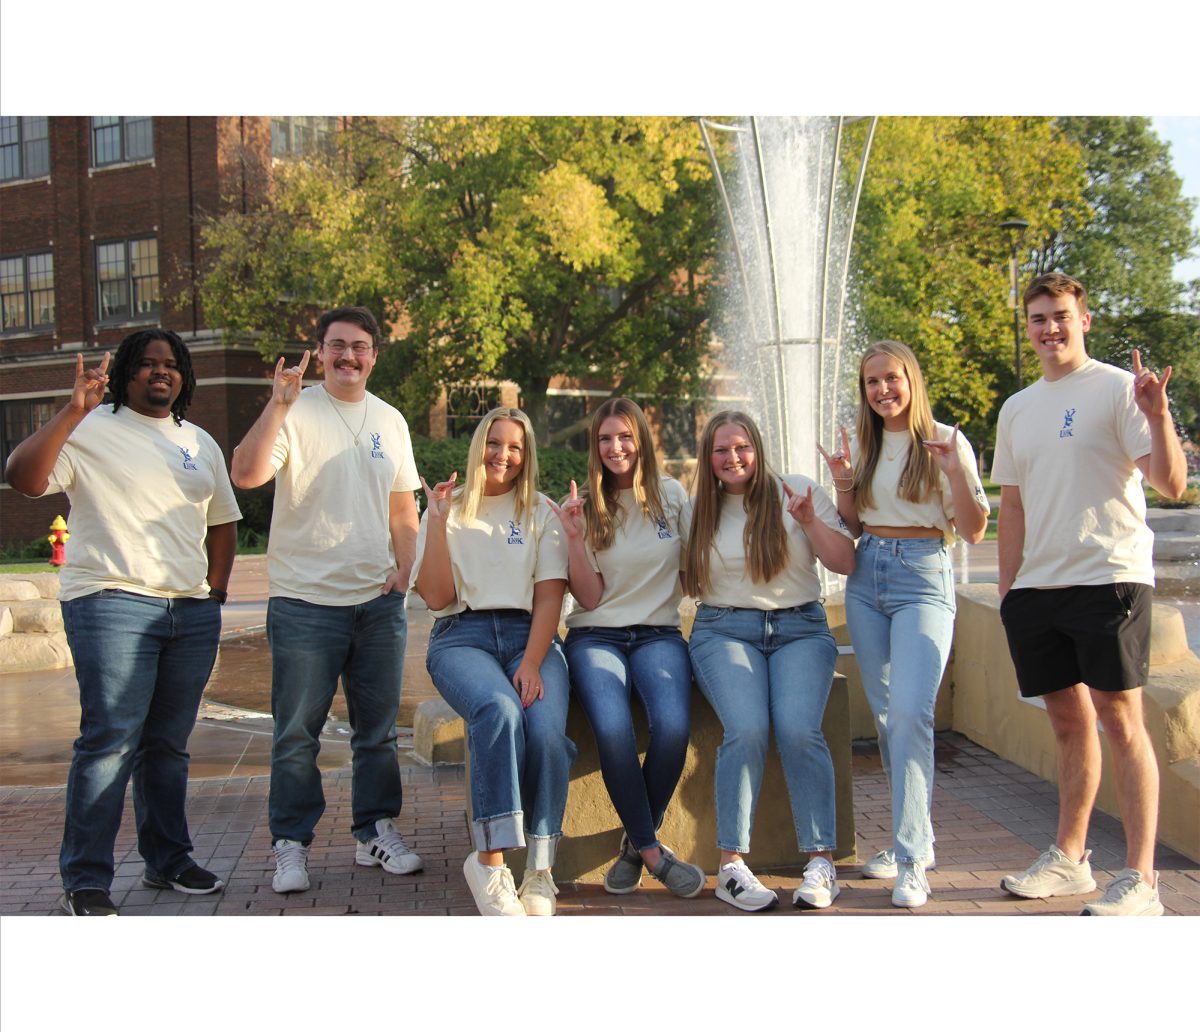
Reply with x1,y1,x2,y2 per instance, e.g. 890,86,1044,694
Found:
1,398,57,482
91,117,154,167
0,252,54,333
271,116,337,158
96,238,159,322
445,385,502,439
0,117,49,182
546,395,589,452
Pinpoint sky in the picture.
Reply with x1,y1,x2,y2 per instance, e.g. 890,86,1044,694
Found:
1152,117,1200,285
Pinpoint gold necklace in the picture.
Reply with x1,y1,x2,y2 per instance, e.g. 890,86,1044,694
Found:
882,436,908,462
322,385,369,445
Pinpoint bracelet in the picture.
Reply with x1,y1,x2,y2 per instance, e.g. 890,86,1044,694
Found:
209,588,228,605
834,485,855,494
831,476,852,483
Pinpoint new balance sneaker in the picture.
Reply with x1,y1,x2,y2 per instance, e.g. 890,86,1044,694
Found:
142,864,224,895
649,846,706,899
62,889,119,917
861,848,937,880
1001,846,1096,899
892,861,931,908
518,868,559,916
792,856,840,909
1080,868,1164,916
463,853,525,917
271,839,311,894
355,818,423,875
603,835,644,895
715,858,778,912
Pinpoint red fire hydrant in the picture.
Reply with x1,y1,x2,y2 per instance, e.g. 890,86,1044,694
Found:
48,515,69,567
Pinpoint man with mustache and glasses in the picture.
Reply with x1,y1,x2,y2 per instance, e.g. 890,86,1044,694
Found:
232,306,423,895
5,329,241,916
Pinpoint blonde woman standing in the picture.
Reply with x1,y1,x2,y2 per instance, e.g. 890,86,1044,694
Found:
685,411,855,912
414,408,575,917
550,398,706,899
820,340,988,908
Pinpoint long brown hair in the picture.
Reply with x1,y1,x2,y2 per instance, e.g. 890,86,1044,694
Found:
683,411,789,595
852,341,940,509
583,398,666,553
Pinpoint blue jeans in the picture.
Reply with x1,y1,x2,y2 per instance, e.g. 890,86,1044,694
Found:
59,590,221,892
845,533,955,864
426,609,575,869
267,592,407,844
563,625,692,852
687,603,838,854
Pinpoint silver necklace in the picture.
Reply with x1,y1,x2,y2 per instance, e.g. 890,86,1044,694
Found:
323,385,369,445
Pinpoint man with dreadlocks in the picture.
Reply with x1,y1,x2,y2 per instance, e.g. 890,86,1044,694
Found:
6,329,241,917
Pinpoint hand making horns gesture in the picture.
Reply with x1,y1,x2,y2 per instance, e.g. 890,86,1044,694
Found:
71,351,111,414
271,349,310,407
782,480,816,525
816,425,853,486
546,479,586,542
921,422,962,475
419,471,458,522
1131,348,1173,419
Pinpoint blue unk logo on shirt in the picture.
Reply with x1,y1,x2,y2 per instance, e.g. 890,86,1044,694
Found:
178,446,198,471
655,517,672,540
507,520,524,545
1060,408,1076,438
370,432,384,458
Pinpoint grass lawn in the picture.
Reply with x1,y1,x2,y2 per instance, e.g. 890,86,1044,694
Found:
0,562,61,575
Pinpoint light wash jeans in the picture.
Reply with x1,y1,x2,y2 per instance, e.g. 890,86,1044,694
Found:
267,592,407,844
563,625,692,852
426,609,575,869
687,603,838,855
59,590,221,892
845,533,955,864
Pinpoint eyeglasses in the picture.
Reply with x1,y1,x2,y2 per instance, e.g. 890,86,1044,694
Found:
321,341,375,356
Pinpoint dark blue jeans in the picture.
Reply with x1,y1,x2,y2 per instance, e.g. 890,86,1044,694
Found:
563,625,692,851
267,592,407,844
59,590,221,892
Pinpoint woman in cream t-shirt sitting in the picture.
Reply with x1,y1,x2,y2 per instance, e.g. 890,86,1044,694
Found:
414,407,575,917
820,340,989,908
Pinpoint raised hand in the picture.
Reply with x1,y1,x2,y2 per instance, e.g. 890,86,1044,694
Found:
816,425,853,485
922,422,962,474
546,479,586,541
420,471,458,521
782,480,816,525
71,352,111,414
271,349,310,407
1132,348,1172,419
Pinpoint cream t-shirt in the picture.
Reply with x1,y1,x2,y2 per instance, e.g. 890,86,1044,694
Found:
853,422,989,541
696,474,849,609
992,359,1154,589
565,477,689,629
412,490,568,618
42,405,241,602
266,385,421,606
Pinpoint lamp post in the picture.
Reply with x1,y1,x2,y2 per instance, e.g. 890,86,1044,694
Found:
1001,218,1029,390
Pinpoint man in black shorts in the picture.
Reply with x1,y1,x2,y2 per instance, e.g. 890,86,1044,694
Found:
992,272,1187,915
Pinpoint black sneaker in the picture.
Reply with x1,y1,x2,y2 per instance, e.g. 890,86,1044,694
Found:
62,889,119,916
142,864,225,895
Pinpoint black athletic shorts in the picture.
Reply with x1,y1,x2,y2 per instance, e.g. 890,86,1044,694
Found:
999,582,1151,697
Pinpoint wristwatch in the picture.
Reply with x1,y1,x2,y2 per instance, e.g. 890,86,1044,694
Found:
209,588,229,605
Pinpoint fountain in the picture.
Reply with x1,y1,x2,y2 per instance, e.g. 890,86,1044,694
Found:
698,116,877,486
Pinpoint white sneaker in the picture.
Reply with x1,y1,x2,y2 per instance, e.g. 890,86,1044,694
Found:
462,853,525,917
1080,869,1164,916
355,818,423,874
518,868,559,916
892,861,931,908
1001,846,1096,899
272,839,310,894
715,859,778,912
792,856,840,909
861,847,936,880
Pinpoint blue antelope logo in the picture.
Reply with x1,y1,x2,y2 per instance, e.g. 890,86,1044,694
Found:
370,432,384,458
1060,408,1076,438
507,520,524,545
655,517,671,539
178,446,198,470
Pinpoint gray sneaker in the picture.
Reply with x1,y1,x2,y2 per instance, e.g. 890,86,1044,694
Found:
649,846,706,898
1080,868,1164,916
861,848,937,880
603,835,644,895
1001,845,1097,899
271,839,310,894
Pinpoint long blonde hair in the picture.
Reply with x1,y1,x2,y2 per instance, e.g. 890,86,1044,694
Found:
852,341,941,509
583,398,666,553
683,411,789,595
455,407,540,527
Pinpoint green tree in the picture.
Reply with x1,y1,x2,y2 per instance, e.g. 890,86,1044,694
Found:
196,117,720,443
